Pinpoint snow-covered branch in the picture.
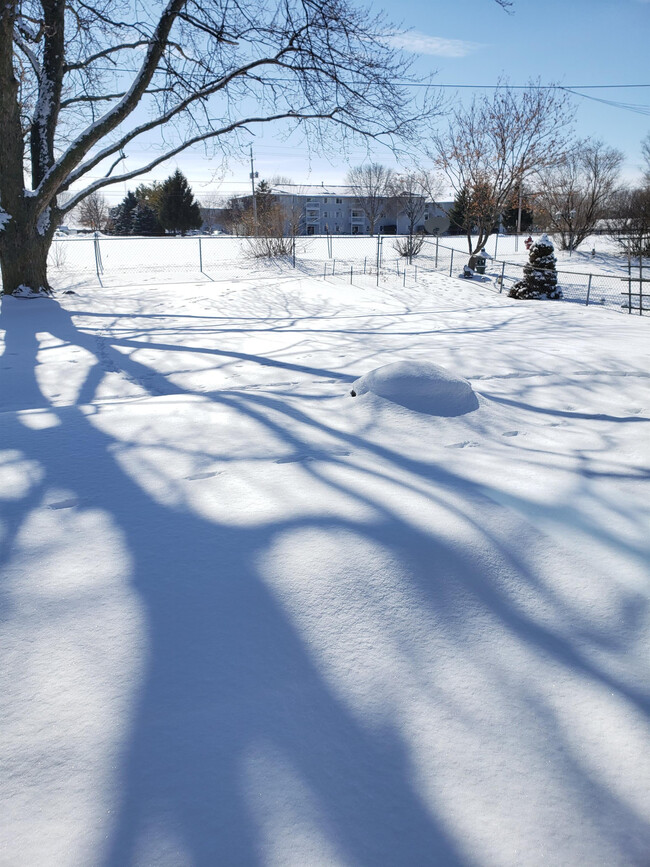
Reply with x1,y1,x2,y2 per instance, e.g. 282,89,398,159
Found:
60,109,341,213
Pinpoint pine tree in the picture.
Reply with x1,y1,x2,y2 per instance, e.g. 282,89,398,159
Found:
135,181,164,215
446,186,470,235
110,191,139,235
132,203,163,236
158,170,202,235
509,234,562,300
255,180,275,221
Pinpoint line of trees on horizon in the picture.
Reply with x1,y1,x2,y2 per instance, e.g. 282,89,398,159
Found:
442,133,650,258
73,134,650,262
76,170,202,237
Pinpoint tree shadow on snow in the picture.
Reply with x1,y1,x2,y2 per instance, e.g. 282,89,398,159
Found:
1,296,649,865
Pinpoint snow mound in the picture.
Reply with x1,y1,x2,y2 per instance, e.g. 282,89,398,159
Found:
351,360,479,417
12,284,52,298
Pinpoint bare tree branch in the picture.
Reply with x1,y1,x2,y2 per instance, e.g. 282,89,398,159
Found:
0,0,449,293
535,140,623,250
430,80,574,254
61,109,342,212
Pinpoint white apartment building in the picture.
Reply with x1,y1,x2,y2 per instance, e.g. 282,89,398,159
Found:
271,184,451,236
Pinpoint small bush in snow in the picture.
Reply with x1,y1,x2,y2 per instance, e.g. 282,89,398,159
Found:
509,234,562,300
393,233,424,259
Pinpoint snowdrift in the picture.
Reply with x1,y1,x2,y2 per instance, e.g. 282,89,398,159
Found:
351,359,479,417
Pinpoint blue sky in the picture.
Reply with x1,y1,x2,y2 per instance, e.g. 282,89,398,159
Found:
111,0,650,203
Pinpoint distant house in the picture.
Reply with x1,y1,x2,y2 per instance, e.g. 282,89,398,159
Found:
271,184,453,236
218,183,453,237
268,184,376,235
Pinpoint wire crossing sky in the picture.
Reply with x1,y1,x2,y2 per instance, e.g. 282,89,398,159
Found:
96,0,650,198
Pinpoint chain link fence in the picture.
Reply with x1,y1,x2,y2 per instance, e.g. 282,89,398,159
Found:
12,232,647,316
304,234,648,315
418,237,649,315
43,234,251,287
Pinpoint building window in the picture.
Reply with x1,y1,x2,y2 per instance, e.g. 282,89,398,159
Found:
323,211,328,218
306,226,315,235
351,210,363,218
323,198,328,203
352,225,359,234
424,213,429,220
336,198,343,204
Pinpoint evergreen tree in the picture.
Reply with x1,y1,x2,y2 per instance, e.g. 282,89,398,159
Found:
132,203,163,236
509,234,562,300
110,191,138,235
158,170,202,235
135,181,164,215
446,186,470,235
255,180,275,221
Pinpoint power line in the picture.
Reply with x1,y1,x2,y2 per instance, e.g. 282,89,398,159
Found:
562,87,650,117
73,67,650,89
63,70,650,116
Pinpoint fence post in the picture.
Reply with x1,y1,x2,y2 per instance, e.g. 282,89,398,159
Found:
93,232,104,285
350,266,353,284
292,235,296,268
403,268,406,287
449,248,454,277
364,257,367,274
640,256,644,316
376,234,381,273
435,235,439,269
332,259,336,276
628,256,632,314
515,234,518,253
198,237,203,273
494,233,498,259
500,261,505,293
323,263,327,279
586,274,592,306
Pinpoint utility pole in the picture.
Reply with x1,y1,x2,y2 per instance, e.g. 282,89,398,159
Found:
249,145,258,234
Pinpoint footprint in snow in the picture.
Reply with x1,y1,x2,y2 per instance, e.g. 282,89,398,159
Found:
48,498,79,510
185,471,222,481
446,441,479,449
276,448,351,464
502,430,519,437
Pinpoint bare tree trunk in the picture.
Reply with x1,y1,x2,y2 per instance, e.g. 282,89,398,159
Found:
472,230,490,256
0,219,56,295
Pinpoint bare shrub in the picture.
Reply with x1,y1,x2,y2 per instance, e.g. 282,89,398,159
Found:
394,234,424,259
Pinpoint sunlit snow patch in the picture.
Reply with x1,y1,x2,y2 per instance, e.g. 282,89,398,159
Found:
350,360,479,417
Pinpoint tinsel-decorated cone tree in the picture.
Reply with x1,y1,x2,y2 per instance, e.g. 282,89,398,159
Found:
509,234,562,300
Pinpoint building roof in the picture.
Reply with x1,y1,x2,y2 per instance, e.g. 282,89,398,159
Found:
271,184,357,198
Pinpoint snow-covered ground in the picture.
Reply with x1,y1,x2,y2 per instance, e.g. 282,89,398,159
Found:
1,263,649,866
42,232,647,313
